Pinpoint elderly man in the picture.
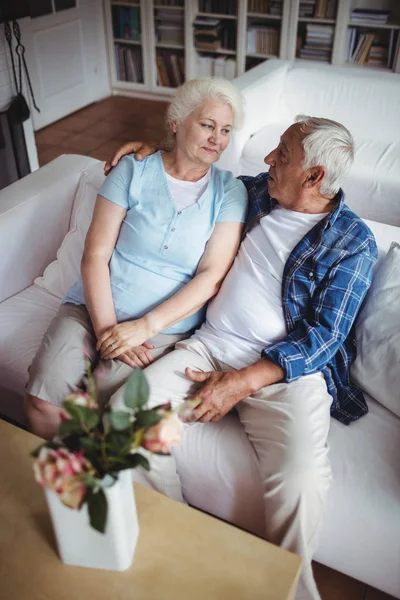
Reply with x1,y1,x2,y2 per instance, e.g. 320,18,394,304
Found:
114,115,378,600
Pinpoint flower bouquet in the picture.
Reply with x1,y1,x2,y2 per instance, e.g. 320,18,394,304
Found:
31,364,182,570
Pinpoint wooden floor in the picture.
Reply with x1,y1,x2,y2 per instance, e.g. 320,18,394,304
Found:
35,95,169,167
35,96,396,600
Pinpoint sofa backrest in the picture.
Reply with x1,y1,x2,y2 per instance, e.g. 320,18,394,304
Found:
220,60,400,227
277,62,400,143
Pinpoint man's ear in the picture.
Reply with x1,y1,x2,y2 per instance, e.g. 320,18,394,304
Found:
170,120,178,134
304,166,325,189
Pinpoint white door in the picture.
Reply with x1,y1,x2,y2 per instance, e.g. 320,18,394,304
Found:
19,0,110,130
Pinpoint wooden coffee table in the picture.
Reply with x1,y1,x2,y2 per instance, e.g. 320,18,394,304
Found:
0,418,301,600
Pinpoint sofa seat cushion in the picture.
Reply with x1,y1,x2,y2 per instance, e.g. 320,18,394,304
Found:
174,397,400,596
241,125,400,226
0,284,60,399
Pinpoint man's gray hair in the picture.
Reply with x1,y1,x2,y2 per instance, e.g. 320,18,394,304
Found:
295,115,355,197
166,77,244,133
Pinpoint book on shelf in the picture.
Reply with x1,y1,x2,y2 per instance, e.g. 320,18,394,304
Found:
155,0,184,6
299,0,336,19
155,9,184,44
198,0,237,16
195,53,236,79
194,16,236,52
247,0,269,13
156,52,184,87
157,26,184,45
350,9,389,25
299,1,316,18
298,23,334,61
112,5,141,42
247,0,282,15
115,44,143,83
350,32,375,64
247,25,279,55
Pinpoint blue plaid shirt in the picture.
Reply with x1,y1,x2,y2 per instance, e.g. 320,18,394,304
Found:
239,173,378,425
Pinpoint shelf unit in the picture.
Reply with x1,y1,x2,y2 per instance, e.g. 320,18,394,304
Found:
243,0,291,72
332,0,400,71
104,0,400,101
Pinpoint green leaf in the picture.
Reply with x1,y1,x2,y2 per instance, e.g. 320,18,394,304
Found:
108,431,131,453
62,401,83,421
128,452,150,471
123,369,149,410
134,410,162,428
58,420,85,436
61,402,99,431
79,437,100,451
87,488,108,534
109,411,131,432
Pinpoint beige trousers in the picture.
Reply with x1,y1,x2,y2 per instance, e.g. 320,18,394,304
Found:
111,338,332,600
27,303,187,407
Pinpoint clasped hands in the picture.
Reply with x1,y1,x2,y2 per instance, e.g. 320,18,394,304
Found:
97,318,154,368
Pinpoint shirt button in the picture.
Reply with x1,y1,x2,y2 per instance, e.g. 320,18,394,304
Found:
164,245,168,250
309,271,314,279
171,228,175,232
177,211,182,215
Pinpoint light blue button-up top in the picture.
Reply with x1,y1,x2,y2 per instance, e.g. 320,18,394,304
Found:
63,152,248,334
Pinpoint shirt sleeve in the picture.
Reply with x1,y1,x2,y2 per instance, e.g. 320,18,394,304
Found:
216,175,248,223
262,240,378,381
98,156,135,209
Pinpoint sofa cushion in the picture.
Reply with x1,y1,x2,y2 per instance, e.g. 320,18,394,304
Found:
0,284,60,399
241,126,400,225
34,161,105,299
351,242,400,417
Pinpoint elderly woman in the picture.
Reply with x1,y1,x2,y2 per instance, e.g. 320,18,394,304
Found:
24,77,248,439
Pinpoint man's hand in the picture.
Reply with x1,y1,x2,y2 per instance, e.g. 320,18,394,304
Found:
97,319,153,359
182,358,285,423
183,368,252,423
104,142,160,175
117,346,154,369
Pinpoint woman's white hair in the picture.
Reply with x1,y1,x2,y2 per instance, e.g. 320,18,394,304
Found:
295,114,355,197
165,77,244,148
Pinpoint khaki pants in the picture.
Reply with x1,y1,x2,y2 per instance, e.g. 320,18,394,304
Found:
111,337,332,600
27,303,187,407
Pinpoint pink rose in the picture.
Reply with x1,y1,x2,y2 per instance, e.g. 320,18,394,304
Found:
61,391,98,421
142,411,183,454
33,447,94,509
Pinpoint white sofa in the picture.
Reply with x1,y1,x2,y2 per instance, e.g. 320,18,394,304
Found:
217,59,400,227
1,60,400,598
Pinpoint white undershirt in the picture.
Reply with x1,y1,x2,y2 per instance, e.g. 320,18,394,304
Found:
195,205,328,369
165,170,211,211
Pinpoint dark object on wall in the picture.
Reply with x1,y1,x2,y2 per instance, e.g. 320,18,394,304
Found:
0,0,77,22
29,0,53,19
4,20,41,121
0,106,30,190
54,0,77,11
0,0,30,23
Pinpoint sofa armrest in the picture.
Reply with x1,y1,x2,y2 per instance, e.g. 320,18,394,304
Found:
216,59,293,175
0,154,100,302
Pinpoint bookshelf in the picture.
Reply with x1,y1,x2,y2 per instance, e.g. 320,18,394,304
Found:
332,0,400,72
104,0,400,100
243,0,291,72
192,0,240,79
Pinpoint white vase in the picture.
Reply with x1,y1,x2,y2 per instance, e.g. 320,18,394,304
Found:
45,469,139,571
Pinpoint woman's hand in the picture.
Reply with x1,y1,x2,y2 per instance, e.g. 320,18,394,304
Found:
117,345,155,369
97,318,153,359
104,142,160,175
